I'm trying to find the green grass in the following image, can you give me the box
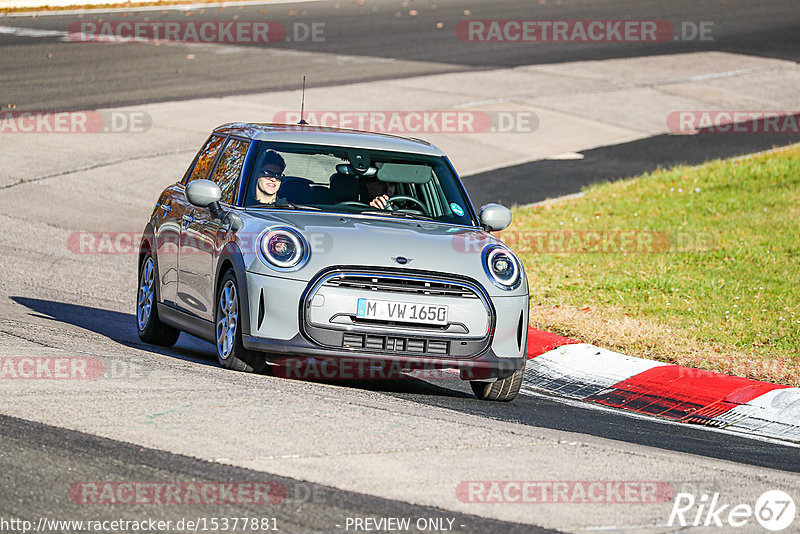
[508,145,800,384]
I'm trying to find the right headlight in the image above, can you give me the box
[258,227,308,271]
[483,244,521,290]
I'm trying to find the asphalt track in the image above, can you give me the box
[0,414,550,534]
[1,0,799,111]
[2,0,799,206]
[10,295,800,474]
[2,1,800,532]
[3,294,800,531]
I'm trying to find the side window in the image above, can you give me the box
[210,138,249,205]
[185,135,226,184]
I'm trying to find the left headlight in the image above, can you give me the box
[483,244,521,290]
[258,227,308,270]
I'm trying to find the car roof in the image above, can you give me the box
[213,123,446,156]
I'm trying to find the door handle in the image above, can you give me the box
[160,203,172,212]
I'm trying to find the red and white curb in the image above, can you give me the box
[523,328,800,443]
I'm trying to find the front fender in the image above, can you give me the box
[138,223,156,268]
[216,241,252,337]
[138,222,163,303]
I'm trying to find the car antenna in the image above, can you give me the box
[297,76,308,125]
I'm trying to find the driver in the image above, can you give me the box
[255,151,287,205]
[360,177,397,209]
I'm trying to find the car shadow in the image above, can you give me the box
[271,371,474,398]
[9,296,466,398]
[465,117,800,207]
[11,296,218,367]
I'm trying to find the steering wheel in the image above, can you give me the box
[386,195,429,216]
[336,201,370,208]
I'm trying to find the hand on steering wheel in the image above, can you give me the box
[385,195,429,216]
[369,195,390,210]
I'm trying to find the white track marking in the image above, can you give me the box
[522,343,800,445]
[0,25,70,40]
[713,388,800,441]
[519,385,800,448]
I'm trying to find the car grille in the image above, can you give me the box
[324,274,479,298]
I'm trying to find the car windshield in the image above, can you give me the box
[243,141,476,226]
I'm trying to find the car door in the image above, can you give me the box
[156,134,226,307]
[153,184,186,307]
[178,136,249,321]
[171,134,227,316]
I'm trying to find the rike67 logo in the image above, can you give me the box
[669,490,796,531]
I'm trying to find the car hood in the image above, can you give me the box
[235,210,526,296]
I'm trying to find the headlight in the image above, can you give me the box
[483,245,521,289]
[259,227,308,270]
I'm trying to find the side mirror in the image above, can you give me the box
[479,203,512,231]
[186,179,226,219]
[185,179,222,208]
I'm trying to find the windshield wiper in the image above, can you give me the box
[271,203,321,211]
[360,210,437,222]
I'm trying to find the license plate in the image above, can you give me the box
[356,298,448,325]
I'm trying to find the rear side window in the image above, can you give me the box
[210,138,249,205]
[185,135,225,184]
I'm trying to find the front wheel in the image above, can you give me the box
[470,367,524,401]
[215,270,265,373]
[137,254,180,347]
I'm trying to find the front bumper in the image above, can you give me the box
[242,333,525,380]
[243,266,528,378]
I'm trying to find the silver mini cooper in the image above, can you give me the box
[137,123,528,401]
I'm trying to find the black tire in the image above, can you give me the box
[215,270,265,373]
[470,367,524,401]
[137,254,180,347]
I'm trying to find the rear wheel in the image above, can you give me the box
[215,270,265,373]
[470,367,524,402]
[137,254,180,347]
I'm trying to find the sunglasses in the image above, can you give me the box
[259,171,284,180]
